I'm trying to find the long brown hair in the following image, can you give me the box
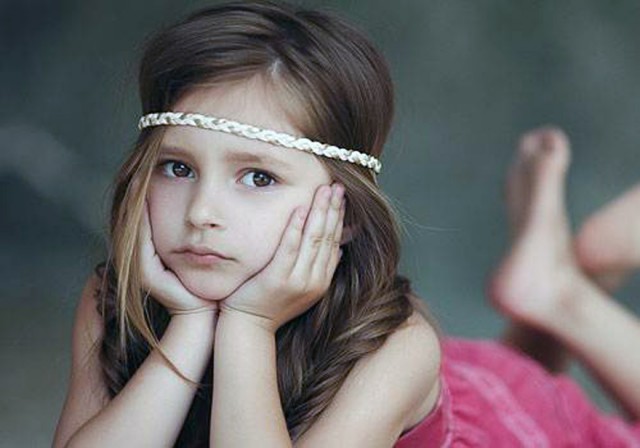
[94,1,435,445]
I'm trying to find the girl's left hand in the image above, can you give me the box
[218,182,346,333]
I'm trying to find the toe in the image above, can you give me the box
[537,127,571,172]
[527,127,571,195]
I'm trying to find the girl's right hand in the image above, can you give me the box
[140,200,218,316]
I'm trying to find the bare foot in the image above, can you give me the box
[574,184,640,293]
[487,127,591,335]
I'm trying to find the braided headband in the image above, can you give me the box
[138,112,382,174]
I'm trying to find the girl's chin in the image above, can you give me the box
[178,273,237,302]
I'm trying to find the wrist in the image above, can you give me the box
[218,305,277,335]
[170,309,218,334]
[168,304,219,316]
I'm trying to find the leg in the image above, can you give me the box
[490,129,640,373]
[574,183,640,291]
[488,128,640,419]
[488,128,574,372]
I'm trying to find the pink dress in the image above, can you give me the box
[395,337,640,447]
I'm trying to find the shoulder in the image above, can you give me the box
[372,310,442,433]
[389,311,442,431]
[295,310,441,448]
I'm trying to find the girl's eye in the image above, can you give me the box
[160,160,194,178]
[157,162,276,187]
[240,170,277,188]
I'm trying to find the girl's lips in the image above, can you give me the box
[180,251,228,266]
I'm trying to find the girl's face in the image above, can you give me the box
[147,76,332,301]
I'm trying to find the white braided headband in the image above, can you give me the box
[138,112,382,174]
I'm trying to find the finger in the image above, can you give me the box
[325,199,346,280]
[269,205,307,277]
[292,184,332,279]
[312,183,344,283]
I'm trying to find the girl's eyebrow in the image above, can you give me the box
[159,144,295,172]
[223,151,295,172]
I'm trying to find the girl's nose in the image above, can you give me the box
[186,183,223,229]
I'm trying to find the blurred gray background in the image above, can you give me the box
[2,0,640,446]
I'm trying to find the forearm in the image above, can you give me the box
[545,281,640,419]
[66,312,216,448]
[210,310,291,447]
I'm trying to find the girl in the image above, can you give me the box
[53,2,439,446]
[52,1,640,446]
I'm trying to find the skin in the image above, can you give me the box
[494,129,640,374]
[489,127,640,419]
[143,75,359,446]
[574,183,640,292]
[145,74,344,311]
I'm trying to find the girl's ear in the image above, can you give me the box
[340,224,357,246]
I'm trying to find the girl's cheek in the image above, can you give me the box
[150,181,188,209]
